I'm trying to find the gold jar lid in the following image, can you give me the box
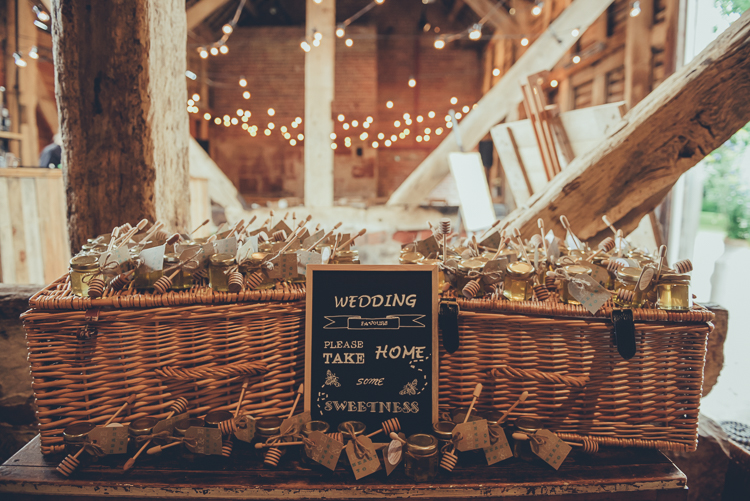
[563,264,592,276]
[451,407,482,424]
[204,410,233,427]
[210,253,236,266]
[336,250,359,258]
[506,261,534,278]
[258,242,274,253]
[301,420,330,437]
[406,433,437,455]
[174,418,204,437]
[485,411,505,427]
[658,272,691,284]
[432,421,454,441]
[81,243,95,252]
[256,416,283,436]
[616,266,642,283]
[63,422,96,443]
[70,255,100,272]
[248,252,270,265]
[515,416,542,434]
[419,258,442,266]
[128,417,160,436]
[458,257,487,273]
[568,249,587,261]
[399,251,424,264]
[338,420,366,437]
[164,253,180,265]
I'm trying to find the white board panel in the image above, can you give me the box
[448,152,496,232]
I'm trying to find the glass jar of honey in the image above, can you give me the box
[457,257,487,292]
[300,420,330,466]
[163,253,184,290]
[63,421,96,455]
[69,255,101,297]
[331,250,360,264]
[255,417,284,460]
[404,434,439,482]
[512,417,543,463]
[432,421,455,451]
[399,251,424,265]
[558,264,593,305]
[174,417,205,462]
[128,417,161,454]
[209,253,236,291]
[258,242,275,253]
[503,261,535,301]
[613,266,646,308]
[655,273,692,311]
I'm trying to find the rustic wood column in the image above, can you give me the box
[624,0,654,108]
[52,0,190,252]
[304,0,335,208]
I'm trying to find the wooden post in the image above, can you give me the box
[51,0,190,252]
[387,0,615,206]
[624,0,654,108]
[304,0,335,208]
[498,8,750,244]
[18,2,39,166]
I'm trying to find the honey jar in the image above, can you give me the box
[655,273,692,311]
[432,421,455,451]
[255,416,284,460]
[512,417,543,463]
[457,257,487,292]
[300,420,330,466]
[613,266,646,308]
[338,420,366,465]
[331,250,360,264]
[128,417,161,454]
[63,421,96,455]
[503,261,535,301]
[209,253,236,291]
[404,434,439,482]
[399,251,424,265]
[174,417,205,462]
[558,264,593,305]
[69,255,101,297]
[258,242,275,253]
[164,253,192,290]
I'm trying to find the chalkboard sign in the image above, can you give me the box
[305,265,438,434]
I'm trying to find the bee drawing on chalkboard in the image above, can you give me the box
[400,379,418,395]
[325,370,341,387]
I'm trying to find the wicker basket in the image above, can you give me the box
[439,297,714,452]
[24,275,306,455]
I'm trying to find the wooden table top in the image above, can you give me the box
[0,436,687,500]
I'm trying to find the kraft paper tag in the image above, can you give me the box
[268,253,297,280]
[547,238,561,263]
[153,412,188,436]
[454,420,491,452]
[416,236,440,258]
[270,221,293,238]
[213,237,238,256]
[88,425,128,455]
[237,236,257,262]
[568,275,610,314]
[139,244,166,272]
[346,436,380,480]
[588,264,610,288]
[484,429,512,465]
[280,411,311,435]
[297,251,322,275]
[297,229,310,245]
[185,427,223,455]
[308,431,344,471]
[383,432,406,475]
[483,258,507,283]
[530,429,571,470]
[303,230,325,249]
[100,246,130,268]
[179,246,202,263]
[234,415,256,443]
[480,231,502,249]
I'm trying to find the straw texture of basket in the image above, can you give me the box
[438,297,714,452]
[24,276,305,455]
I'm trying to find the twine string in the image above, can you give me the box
[343,422,371,460]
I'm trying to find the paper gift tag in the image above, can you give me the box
[236,236,257,262]
[153,412,188,436]
[484,429,512,465]
[179,245,203,264]
[139,244,166,271]
[454,420,491,452]
[270,220,293,238]
[213,237,238,256]
[547,238,561,263]
[303,230,325,249]
[100,246,130,268]
[308,431,344,471]
[382,433,406,475]
[268,253,297,280]
[281,411,311,435]
[185,427,223,455]
[568,275,610,314]
[416,236,440,258]
[297,229,310,245]
[589,264,610,288]
[297,251,322,275]
[530,429,571,470]
[234,415,256,443]
[88,425,128,455]
[346,436,380,480]
[480,231,502,249]
[484,258,507,282]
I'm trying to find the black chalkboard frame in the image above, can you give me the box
[304,264,439,432]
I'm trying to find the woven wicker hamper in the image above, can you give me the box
[438,298,713,452]
[23,276,306,455]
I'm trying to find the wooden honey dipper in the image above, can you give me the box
[218,380,250,436]
[512,228,533,266]
[272,230,287,242]
[496,391,529,425]
[478,220,502,242]
[87,275,107,299]
[126,397,189,469]
[559,215,582,250]
[190,219,210,236]
[533,284,550,301]
[439,218,451,263]
[389,432,407,445]
[304,222,342,252]
[152,248,202,294]
[113,219,149,248]
[365,418,401,439]
[538,218,548,254]
[109,268,137,292]
[334,229,367,253]
[673,259,693,274]
[462,280,481,299]
[491,232,509,261]
[264,384,304,467]
[228,270,244,293]
[586,236,616,262]
[58,395,136,476]
[440,383,482,471]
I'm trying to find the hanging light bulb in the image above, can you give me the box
[268,108,275,116]
[33,5,50,22]
[313,39,321,47]
[199,48,209,58]
[345,38,353,47]
[469,24,483,41]
[330,132,337,140]
[210,47,219,56]
[28,46,39,59]
[300,39,311,52]
[204,113,211,120]
[13,52,27,67]
[428,111,435,118]
[219,45,229,54]
[408,77,417,88]
[450,97,458,105]
[386,101,394,108]
[372,141,379,148]
[337,114,345,122]
[222,24,233,35]
[336,24,346,38]
[375,0,385,4]
[352,120,359,127]
[571,27,580,37]
[243,91,251,99]
[550,79,559,88]
[532,1,543,16]
[434,38,445,49]
[630,1,641,17]
[186,70,197,80]
[521,37,529,46]
[572,55,581,64]
[192,93,200,102]
[492,68,500,76]
[314,31,323,41]
[239,77,247,87]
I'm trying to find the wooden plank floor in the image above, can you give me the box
[0,436,687,500]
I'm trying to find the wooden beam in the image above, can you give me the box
[186,0,233,30]
[304,0,335,207]
[498,9,750,245]
[463,0,520,34]
[53,0,190,252]
[387,0,615,206]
